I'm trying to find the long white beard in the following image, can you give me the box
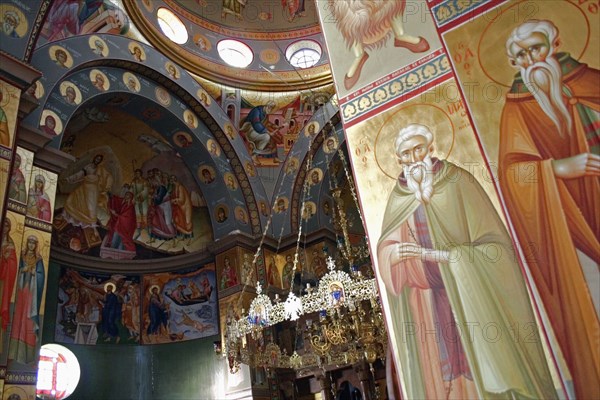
[521,56,572,137]
[403,156,434,204]
[3,22,14,35]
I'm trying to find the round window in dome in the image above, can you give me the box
[217,39,254,68]
[286,40,322,69]
[157,8,188,44]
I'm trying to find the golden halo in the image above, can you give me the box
[128,42,146,61]
[304,121,320,137]
[59,81,82,105]
[193,33,212,51]
[165,62,179,79]
[49,45,73,68]
[89,69,110,91]
[149,284,160,294]
[197,88,212,106]
[123,72,140,93]
[223,122,236,140]
[183,109,198,128]
[88,35,109,57]
[374,103,455,180]
[40,109,63,135]
[104,282,116,292]
[308,167,323,185]
[477,0,590,87]
[323,136,338,154]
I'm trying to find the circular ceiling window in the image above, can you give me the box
[36,343,81,400]
[217,39,254,68]
[286,40,322,69]
[157,8,188,44]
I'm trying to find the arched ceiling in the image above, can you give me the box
[123,0,332,91]
[19,0,346,264]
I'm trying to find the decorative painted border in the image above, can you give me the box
[432,0,489,27]
[432,0,509,32]
[4,371,37,384]
[339,51,452,127]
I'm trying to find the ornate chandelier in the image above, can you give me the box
[224,139,388,378]
[225,256,386,372]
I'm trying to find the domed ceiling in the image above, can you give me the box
[21,0,342,265]
[123,0,332,90]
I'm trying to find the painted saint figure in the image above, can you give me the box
[0,219,18,345]
[131,169,149,236]
[376,124,556,399]
[27,174,52,222]
[328,0,430,90]
[0,90,10,146]
[170,175,193,246]
[105,189,136,252]
[147,286,168,336]
[101,282,122,342]
[8,153,27,203]
[281,254,294,290]
[240,101,282,163]
[266,256,281,288]
[9,235,45,364]
[220,256,238,289]
[2,10,21,38]
[63,154,113,227]
[499,20,600,399]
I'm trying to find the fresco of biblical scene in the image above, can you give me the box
[52,108,213,259]
[8,228,50,365]
[0,81,19,149]
[39,0,129,43]
[343,80,561,399]
[55,268,141,345]
[142,264,217,345]
[8,147,33,204]
[217,249,239,292]
[316,0,441,97]
[442,2,599,398]
[26,168,57,224]
[0,211,25,363]
[237,93,327,167]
